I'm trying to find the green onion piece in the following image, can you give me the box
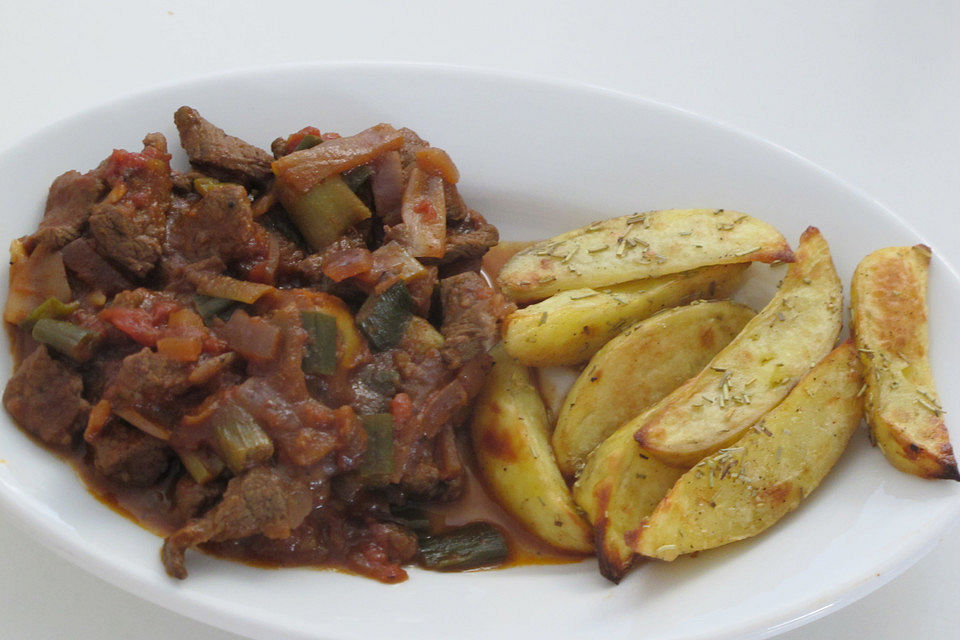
[31,318,99,361]
[283,175,372,250]
[356,282,413,351]
[294,134,324,151]
[390,506,430,532]
[194,274,274,304]
[178,450,224,485]
[418,522,509,571]
[341,165,373,193]
[359,413,394,486]
[19,297,79,329]
[212,401,274,474]
[301,310,339,375]
[194,294,238,322]
[193,176,222,195]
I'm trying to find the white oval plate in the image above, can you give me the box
[1,63,958,640]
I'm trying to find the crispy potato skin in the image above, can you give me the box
[634,227,843,467]
[554,301,756,477]
[470,345,594,552]
[502,264,748,367]
[636,342,864,560]
[851,245,958,480]
[497,209,794,302]
[572,421,684,582]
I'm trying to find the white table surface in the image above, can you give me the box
[1,1,958,638]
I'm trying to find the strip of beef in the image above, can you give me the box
[396,354,492,500]
[91,420,172,486]
[28,170,106,251]
[3,346,89,447]
[104,348,193,422]
[89,203,164,277]
[416,354,492,441]
[442,208,499,264]
[174,106,274,189]
[89,135,172,278]
[173,475,227,523]
[438,271,512,369]
[61,237,133,296]
[161,466,313,578]
[168,183,258,265]
[393,332,449,408]
[388,317,492,499]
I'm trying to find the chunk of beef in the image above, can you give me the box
[89,203,163,277]
[173,475,227,523]
[174,106,274,188]
[161,466,313,578]
[438,272,512,369]
[104,348,193,418]
[3,346,89,447]
[91,420,172,486]
[416,353,492,441]
[391,346,491,500]
[348,353,398,415]
[168,183,257,264]
[442,209,499,264]
[87,135,172,279]
[394,334,449,407]
[345,521,419,583]
[61,237,133,296]
[270,136,288,159]
[29,170,106,250]
[442,181,468,222]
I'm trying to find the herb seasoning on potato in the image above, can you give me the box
[851,245,958,480]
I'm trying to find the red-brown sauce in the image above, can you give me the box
[73,428,584,575]
[8,246,588,578]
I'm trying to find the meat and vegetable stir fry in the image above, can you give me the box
[7,108,952,588]
[3,108,512,582]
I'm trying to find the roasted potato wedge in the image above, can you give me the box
[471,344,594,552]
[851,245,958,480]
[497,209,794,302]
[634,227,843,467]
[554,300,756,477]
[636,342,864,560]
[572,420,684,582]
[502,263,748,367]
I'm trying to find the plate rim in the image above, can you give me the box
[1,60,958,640]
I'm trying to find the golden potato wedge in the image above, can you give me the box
[471,344,594,552]
[553,300,756,477]
[572,420,684,582]
[851,245,958,480]
[636,342,864,560]
[634,227,843,467]
[497,209,794,302]
[502,263,749,367]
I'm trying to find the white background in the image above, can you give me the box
[1,1,958,638]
